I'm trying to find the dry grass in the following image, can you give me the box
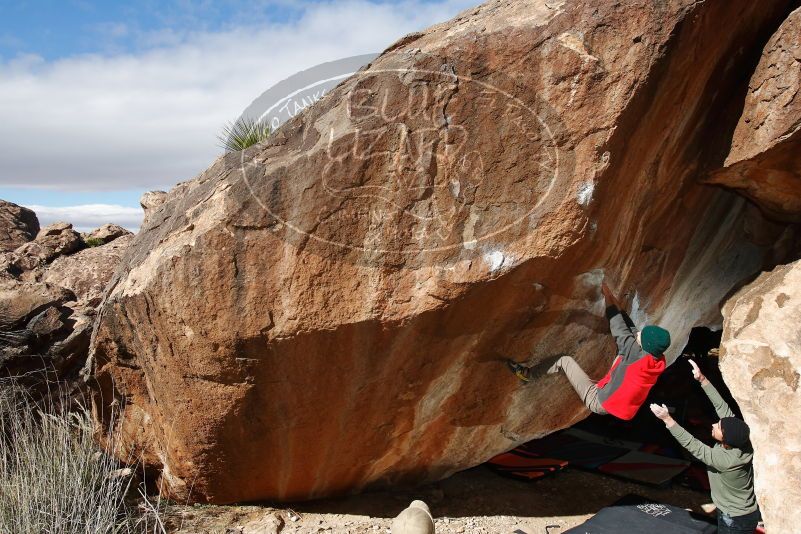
[0,381,165,533]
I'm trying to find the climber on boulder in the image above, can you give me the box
[650,360,760,534]
[507,282,671,420]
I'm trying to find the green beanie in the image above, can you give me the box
[641,325,671,356]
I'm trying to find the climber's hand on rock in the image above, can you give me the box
[601,282,617,305]
[689,359,708,385]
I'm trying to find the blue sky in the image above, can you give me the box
[0,0,476,230]
[0,1,303,61]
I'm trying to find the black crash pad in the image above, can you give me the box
[563,495,716,534]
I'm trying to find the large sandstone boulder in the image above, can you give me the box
[706,7,801,222]
[0,199,39,252]
[89,0,798,504]
[719,260,801,534]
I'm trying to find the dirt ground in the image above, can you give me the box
[162,464,713,534]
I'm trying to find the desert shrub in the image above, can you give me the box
[218,116,272,152]
[84,237,105,247]
[0,382,165,533]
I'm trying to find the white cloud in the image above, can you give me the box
[0,0,477,193]
[29,204,143,233]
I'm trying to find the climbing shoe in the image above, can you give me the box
[506,359,531,383]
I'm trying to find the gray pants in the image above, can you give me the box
[553,356,608,415]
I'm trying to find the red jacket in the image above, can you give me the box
[597,306,666,420]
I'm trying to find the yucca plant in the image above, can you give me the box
[218,116,272,153]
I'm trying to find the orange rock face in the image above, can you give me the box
[90,0,798,503]
[707,6,801,222]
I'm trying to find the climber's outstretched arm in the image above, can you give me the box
[602,282,638,359]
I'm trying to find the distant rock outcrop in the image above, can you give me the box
[89,0,800,505]
[85,223,132,245]
[44,234,134,307]
[11,222,83,273]
[0,213,134,385]
[0,199,39,252]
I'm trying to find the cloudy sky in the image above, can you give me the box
[0,0,477,231]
